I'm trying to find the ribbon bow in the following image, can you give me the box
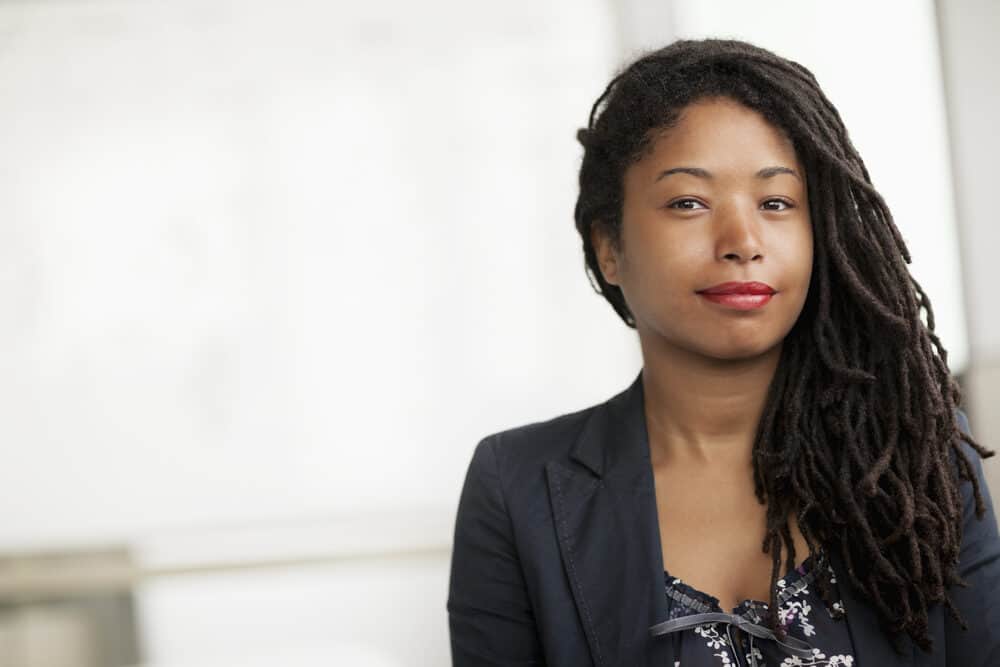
[650,611,816,667]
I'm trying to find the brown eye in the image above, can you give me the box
[762,199,793,211]
[668,198,707,210]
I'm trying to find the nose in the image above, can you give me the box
[716,203,764,263]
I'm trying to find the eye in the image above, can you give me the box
[667,198,707,210]
[762,198,793,211]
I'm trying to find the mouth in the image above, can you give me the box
[696,281,777,311]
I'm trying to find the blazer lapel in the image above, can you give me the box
[545,371,672,667]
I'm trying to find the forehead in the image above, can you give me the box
[641,97,800,171]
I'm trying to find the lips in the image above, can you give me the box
[697,281,776,295]
[697,281,776,311]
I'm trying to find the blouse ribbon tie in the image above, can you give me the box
[649,612,816,667]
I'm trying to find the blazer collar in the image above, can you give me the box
[567,369,648,479]
[546,369,671,666]
[546,369,920,667]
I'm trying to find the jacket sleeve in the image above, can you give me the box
[447,435,546,666]
[945,410,1000,665]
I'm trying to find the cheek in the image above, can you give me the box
[774,223,814,280]
[631,221,708,269]
[623,237,701,298]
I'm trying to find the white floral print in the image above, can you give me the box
[779,648,854,666]
[663,553,856,667]
[778,597,816,637]
[745,644,764,665]
[694,624,733,652]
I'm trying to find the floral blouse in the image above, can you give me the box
[654,549,856,667]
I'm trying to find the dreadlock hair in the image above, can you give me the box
[574,37,995,655]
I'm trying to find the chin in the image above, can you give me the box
[698,339,781,362]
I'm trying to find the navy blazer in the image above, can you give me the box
[447,370,1000,666]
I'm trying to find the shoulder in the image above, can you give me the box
[951,409,998,546]
[943,408,1000,664]
[952,409,996,519]
[452,394,612,555]
[472,399,602,478]
[461,377,635,500]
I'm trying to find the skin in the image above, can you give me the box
[591,96,815,613]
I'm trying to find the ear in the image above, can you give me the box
[590,222,622,286]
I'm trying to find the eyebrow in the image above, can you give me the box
[654,166,801,182]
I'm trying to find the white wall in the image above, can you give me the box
[0,0,633,552]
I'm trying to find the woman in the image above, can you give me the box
[446,38,999,666]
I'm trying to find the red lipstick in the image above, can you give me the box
[697,281,776,310]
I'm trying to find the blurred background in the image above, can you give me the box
[0,0,997,664]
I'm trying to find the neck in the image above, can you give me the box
[639,335,782,469]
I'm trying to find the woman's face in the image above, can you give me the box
[593,97,813,361]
